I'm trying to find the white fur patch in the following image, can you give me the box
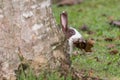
[68,27,82,54]
[69,27,82,39]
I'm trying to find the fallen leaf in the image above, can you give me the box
[87,31,95,35]
[109,49,119,55]
[84,39,95,52]
[72,68,103,80]
[107,62,112,65]
[80,24,95,35]
[57,0,83,7]
[107,44,115,49]
[101,13,107,17]
[82,75,102,80]
[80,24,89,31]
[109,20,120,27]
[104,37,114,41]
[75,38,95,52]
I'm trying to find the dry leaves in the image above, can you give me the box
[106,15,120,27]
[84,39,95,52]
[106,43,119,55]
[80,24,89,31]
[72,68,102,80]
[80,24,95,35]
[109,20,120,27]
[57,0,83,7]
[109,49,119,55]
[75,38,95,52]
[104,37,114,41]
[107,44,115,49]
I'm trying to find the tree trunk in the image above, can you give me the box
[0,0,70,80]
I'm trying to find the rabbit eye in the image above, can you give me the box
[70,30,75,35]
[66,29,75,39]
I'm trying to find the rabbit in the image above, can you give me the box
[60,11,85,54]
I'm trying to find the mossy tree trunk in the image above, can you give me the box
[0,0,70,80]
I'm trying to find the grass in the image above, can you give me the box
[18,0,120,80]
[52,0,120,79]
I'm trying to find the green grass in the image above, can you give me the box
[18,0,120,80]
[52,0,120,79]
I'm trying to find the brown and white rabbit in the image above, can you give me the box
[60,11,85,54]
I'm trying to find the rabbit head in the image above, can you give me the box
[60,11,85,54]
[60,11,85,42]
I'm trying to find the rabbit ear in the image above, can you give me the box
[60,11,68,32]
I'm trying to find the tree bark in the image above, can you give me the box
[0,0,70,80]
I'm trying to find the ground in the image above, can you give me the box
[52,0,120,79]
